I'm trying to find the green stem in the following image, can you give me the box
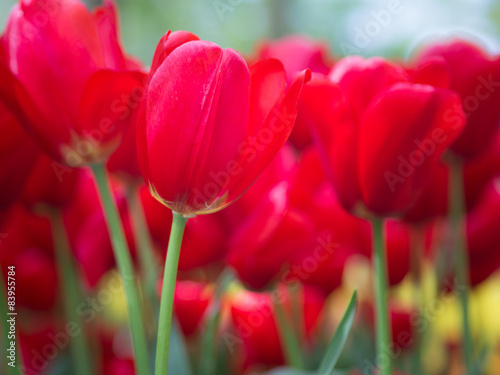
[155,212,188,375]
[0,267,24,375]
[51,211,94,375]
[371,218,392,375]
[449,160,473,374]
[90,163,150,375]
[274,287,305,369]
[127,188,160,312]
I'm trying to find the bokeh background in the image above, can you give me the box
[2,0,500,65]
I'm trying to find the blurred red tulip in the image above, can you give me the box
[2,0,145,166]
[137,30,310,216]
[227,183,315,290]
[172,281,212,337]
[302,56,466,216]
[414,39,500,159]
[0,206,57,310]
[229,284,324,369]
[467,178,500,286]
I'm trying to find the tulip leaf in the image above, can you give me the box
[264,367,347,375]
[317,290,358,375]
[265,367,316,375]
[168,318,193,375]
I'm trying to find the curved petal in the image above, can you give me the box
[149,30,200,78]
[93,0,127,69]
[224,63,310,206]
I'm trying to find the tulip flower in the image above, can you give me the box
[299,56,465,375]
[2,0,146,166]
[413,39,500,159]
[412,39,500,374]
[227,182,315,290]
[466,178,500,286]
[229,285,324,371]
[0,206,58,311]
[172,281,212,337]
[302,57,466,217]
[138,31,309,375]
[137,31,310,216]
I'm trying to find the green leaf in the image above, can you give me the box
[264,367,347,375]
[265,367,316,375]
[317,290,358,375]
[274,293,305,369]
[168,318,192,375]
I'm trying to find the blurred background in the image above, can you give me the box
[2,0,500,65]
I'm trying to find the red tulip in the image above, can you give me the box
[2,0,145,166]
[466,178,500,286]
[302,56,466,217]
[173,281,212,337]
[137,31,310,216]
[413,38,500,159]
[0,206,57,310]
[229,285,324,369]
[227,183,315,290]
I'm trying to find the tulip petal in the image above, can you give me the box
[149,30,200,78]
[225,63,310,204]
[75,69,146,165]
[329,56,409,121]
[93,0,127,69]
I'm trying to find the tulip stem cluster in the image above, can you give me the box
[155,212,188,375]
[448,160,474,374]
[90,163,151,375]
[51,210,94,375]
[371,218,392,375]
